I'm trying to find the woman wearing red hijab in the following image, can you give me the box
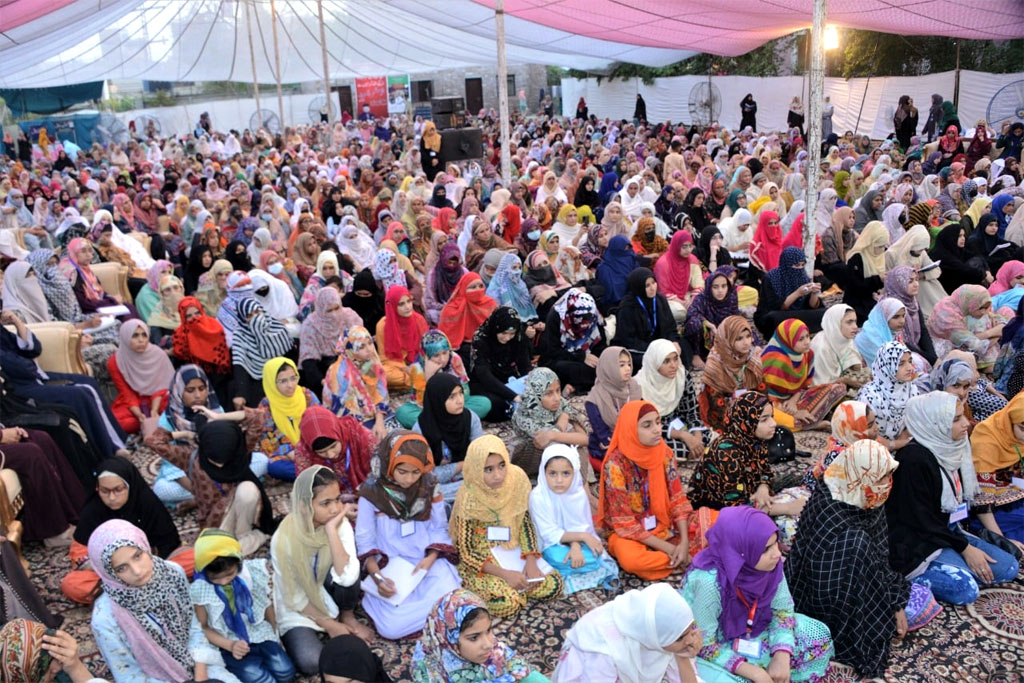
[749,210,783,283]
[438,272,498,356]
[375,285,429,391]
[171,295,232,404]
[500,204,522,243]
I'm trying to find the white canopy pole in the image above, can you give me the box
[317,0,333,123]
[244,0,261,122]
[270,0,285,127]
[802,0,828,275]
[495,0,512,185]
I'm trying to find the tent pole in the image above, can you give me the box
[953,40,961,110]
[317,0,333,123]
[495,0,512,185]
[270,0,285,126]
[244,0,262,124]
[802,0,828,276]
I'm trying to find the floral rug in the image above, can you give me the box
[25,379,1024,682]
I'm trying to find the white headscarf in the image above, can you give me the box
[249,269,298,320]
[337,224,377,271]
[528,445,595,551]
[618,175,646,220]
[810,303,861,384]
[904,391,978,512]
[458,215,475,262]
[917,174,941,201]
[720,208,753,253]
[637,339,686,417]
[558,583,696,683]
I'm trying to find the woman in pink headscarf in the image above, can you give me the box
[655,230,704,322]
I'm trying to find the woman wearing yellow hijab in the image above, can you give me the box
[969,392,1024,549]
[257,357,320,481]
[844,220,890,322]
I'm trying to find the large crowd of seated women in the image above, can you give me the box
[0,100,1021,682]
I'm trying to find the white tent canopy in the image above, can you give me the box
[0,0,697,88]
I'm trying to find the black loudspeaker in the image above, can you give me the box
[440,128,483,163]
[431,97,466,130]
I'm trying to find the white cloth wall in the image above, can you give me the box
[112,93,323,138]
[562,70,1024,138]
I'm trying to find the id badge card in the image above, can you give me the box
[1012,476,1024,490]
[643,515,658,531]
[400,520,416,537]
[949,502,969,523]
[734,638,762,658]
[487,526,511,542]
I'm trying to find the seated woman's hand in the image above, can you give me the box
[0,427,27,444]
[502,569,529,591]
[583,534,605,557]
[567,543,585,568]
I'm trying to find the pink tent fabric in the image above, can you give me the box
[0,0,76,32]
[473,0,1024,56]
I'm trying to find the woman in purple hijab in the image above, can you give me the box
[680,506,834,681]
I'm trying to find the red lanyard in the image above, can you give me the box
[735,588,759,636]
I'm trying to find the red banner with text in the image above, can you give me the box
[355,77,388,119]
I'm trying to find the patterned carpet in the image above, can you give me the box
[23,379,1024,682]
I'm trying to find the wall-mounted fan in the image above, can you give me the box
[987,80,1024,126]
[134,114,162,138]
[249,108,281,134]
[308,95,327,123]
[688,81,722,126]
[91,113,130,146]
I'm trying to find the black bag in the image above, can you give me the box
[970,526,1023,562]
[768,426,797,464]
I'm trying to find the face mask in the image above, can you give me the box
[261,213,271,221]
[527,230,540,241]
[12,199,22,207]
[267,263,284,276]
[142,183,150,190]
[255,286,271,296]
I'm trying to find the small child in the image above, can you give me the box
[191,528,296,683]
[529,444,619,595]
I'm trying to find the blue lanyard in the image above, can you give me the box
[637,296,657,331]
[313,553,319,580]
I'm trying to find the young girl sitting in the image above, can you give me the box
[397,329,491,428]
[411,589,550,682]
[88,519,240,682]
[258,357,320,481]
[584,346,642,470]
[191,528,295,683]
[511,367,590,479]
[270,465,372,676]
[555,583,702,683]
[324,326,392,441]
[681,506,834,682]
[449,435,563,619]
[108,319,174,434]
[529,444,619,595]
[355,431,461,639]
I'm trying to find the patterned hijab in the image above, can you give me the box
[449,435,531,550]
[325,326,388,421]
[411,589,533,682]
[0,620,51,683]
[513,367,579,436]
[486,252,537,320]
[359,430,439,522]
[86,519,194,681]
[163,364,221,432]
[823,439,899,509]
[761,318,814,398]
[856,341,918,440]
[552,288,602,352]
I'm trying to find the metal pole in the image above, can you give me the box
[802,0,828,275]
[244,0,261,122]
[495,0,512,185]
[270,0,285,126]
[317,0,333,123]
[953,40,961,110]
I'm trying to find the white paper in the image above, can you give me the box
[668,418,686,433]
[489,546,554,579]
[96,305,130,316]
[990,243,1012,256]
[82,316,117,334]
[359,556,427,607]
[1011,477,1024,490]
